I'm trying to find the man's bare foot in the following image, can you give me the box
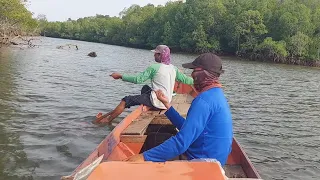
[142,105,148,112]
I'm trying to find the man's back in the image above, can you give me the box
[150,63,176,109]
[143,87,233,166]
[185,87,233,165]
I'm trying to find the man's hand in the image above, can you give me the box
[124,154,145,162]
[155,90,169,104]
[155,90,171,109]
[110,73,122,79]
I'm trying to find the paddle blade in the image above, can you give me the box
[74,154,104,180]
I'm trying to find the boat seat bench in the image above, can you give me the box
[121,112,158,135]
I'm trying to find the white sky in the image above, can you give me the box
[27,0,172,22]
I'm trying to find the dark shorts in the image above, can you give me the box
[122,85,160,110]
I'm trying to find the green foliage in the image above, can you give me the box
[41,0,320,62]
[288,31,311,57]
[255,37,288,61]
[308,36,320,60]
[0,0,37,32]
[236,10,268,52]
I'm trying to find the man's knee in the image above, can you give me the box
[141,85,151,94]
[122,96,140,108]
[120,100,126,106]
[121,97,130,108]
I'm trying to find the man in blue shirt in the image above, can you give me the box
[126,53,233,166]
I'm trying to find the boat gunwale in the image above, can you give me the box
[71,105,145,176]
[232,138,262,179]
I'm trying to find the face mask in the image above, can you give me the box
[192,69,221,92]
[154,53,161,63]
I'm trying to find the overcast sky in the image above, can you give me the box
[27,0,172,22]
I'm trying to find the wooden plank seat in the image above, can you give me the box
[171,103,190,117]
[121,94,192,138]
[120,135,147,143]
[150,94,192,124]
[150,115,172,125]
[121,111,159,135]
[171,94,192,117]
[173,94,194,103]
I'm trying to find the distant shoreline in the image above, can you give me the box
[36,36,320,68]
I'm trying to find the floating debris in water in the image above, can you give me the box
[88,52,97,57]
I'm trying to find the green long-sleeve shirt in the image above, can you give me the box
[122,63,193,109]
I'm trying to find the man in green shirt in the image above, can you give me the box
[93,45,193,124]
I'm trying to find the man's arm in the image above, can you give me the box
[175,68,194,85]
[164,106,186,130]
[143,97,211,162]
[122,64,159,84]
[160,98,185,130]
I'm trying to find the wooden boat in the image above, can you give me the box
[62,82,262,180]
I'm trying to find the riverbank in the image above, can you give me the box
[238,53,320,67]
[0,21,39,48]
[0,0,38,48]
[34,36,320,68]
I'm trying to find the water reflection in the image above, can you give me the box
[0,49,34,180]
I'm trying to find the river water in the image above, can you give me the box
[0,37,319,180]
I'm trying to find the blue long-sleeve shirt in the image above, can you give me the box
[143,87,233,166]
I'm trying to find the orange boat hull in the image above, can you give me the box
[65,82,261,179]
